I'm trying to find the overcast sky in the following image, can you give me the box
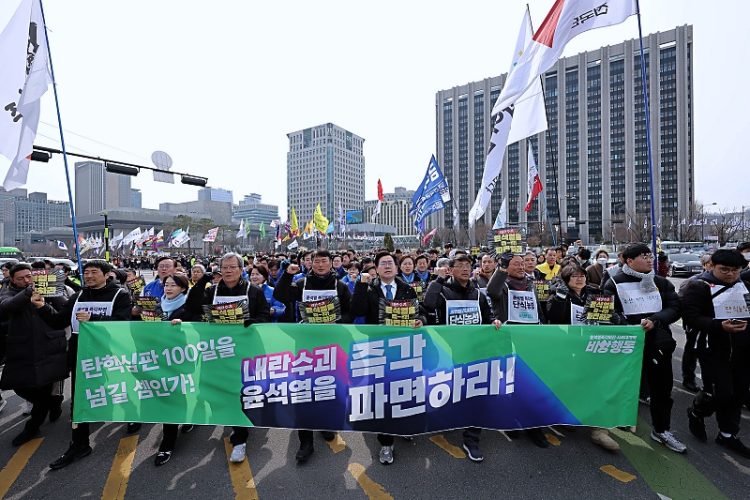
[1,0,747,219]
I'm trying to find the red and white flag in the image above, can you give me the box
[421,228,438,247]
[371,179,384,222]
[0,0,51,190]
[493,0,637,115]
[524,143,543,212]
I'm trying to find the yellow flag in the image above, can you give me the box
[313,204,329,234]
[290,208,299,235]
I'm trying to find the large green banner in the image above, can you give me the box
[74,322,644,433]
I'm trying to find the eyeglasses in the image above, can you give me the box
[220,265,240,271]
[378,261,395,267]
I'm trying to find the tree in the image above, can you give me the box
[709,208,743,246]
[383,233,394,252]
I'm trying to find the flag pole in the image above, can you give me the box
[635,0,659,270]
[38,1,83,275]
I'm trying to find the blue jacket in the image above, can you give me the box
[142,278,164,298]
[341,275,358,294]
[262,283,286,322]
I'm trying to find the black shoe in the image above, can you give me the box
[12,428,39,447]
[687,408,707,442]
[683,380,700,393]
[154,451,172,466]
[321,431,335,442]
[126,423,142,434]
[715,433,750,459]
[49,405,63,423]
[526,428,550,448]
[295,442,314,464]
[462,442,484,462]
[180,424,194,434]
[49,442,92,470]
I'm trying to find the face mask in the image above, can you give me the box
[597,258,608,266]
[743,252,750,262]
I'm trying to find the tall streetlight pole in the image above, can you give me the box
[101,211,109,262]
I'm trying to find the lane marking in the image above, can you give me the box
[223,437,259,500]
[544,433,561,446]
[428,435,466,458]
[101,435,139,500]
[721,452,750,477]
[611,418,727,499]
[326,433,347,454]
[0,437,43,498]
[600,464,637,483]
[347,463,393,500]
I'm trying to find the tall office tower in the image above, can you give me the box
[436,26,693,243]
[287,123,365,223]
[74,161,132,217]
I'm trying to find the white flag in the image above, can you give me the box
[468,107,514,227]
[492,199,508,230]
[287,240,299,250]
[0,0,52,190]
[56,240,67,251]
[122,227,141,245]
[371,200,381,223]
[236,219,245,238]
[507,9,548,145]
[493,0,637,115]
[453,199,460,230]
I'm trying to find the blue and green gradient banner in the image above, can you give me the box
[74,322,644,432]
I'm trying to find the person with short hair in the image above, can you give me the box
[31,259,132,469]
[585,249,610,289]
[536,248,561,280]
[249,265,286,322]
[603,243,686,454]
[681,249,750,458]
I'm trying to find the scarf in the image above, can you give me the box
[416,270,430,282]
[506,275,529,291]
[621,264,658,293]
[161,293,187,315]
[401,272,415,284]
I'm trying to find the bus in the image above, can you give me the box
[660,241,705,255]
[0,246,23,260]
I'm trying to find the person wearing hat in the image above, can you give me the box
[681,249,750,458]
[31,259,132,470]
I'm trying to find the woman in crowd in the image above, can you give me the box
[249,265,286,322]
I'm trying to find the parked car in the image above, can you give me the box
[667,253,702,277]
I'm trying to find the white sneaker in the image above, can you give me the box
[378,445,394,465]
[229,443,246,463]
[650,430,687,454]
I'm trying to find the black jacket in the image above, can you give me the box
[36,281,133,330]
[546,285,624,325]
[164,302,203,322]
[351,277,427,325]
[679,271,750,352]
[423,277,492,325]
[273,270,351,323]
[186,275,270,326]
[486,269,546,324]
[602,269,680,350]
[0,285,68,389]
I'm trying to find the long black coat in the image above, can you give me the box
[0,285,68,389]
[350,277,427,325]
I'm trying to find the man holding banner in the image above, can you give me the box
[422,254,497,462]
[185,252,270,464]
[351,251,426,465]
[31,259,132,470]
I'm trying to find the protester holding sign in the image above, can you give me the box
[422,254,498,462]
[249,266,286,322]
[185,252,270,464]
[680,249,750,459]
[273,249,350,463]
[398,255,426,302]
[154,273,201,466]
[486,253,549,448]
[0,264,68,446]
[603,243,686,454]
[31,259,132,470]
[351,251,426,465]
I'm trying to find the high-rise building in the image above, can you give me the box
[198,187,233,203]
[435,26,693,243]
[364,187,418,237]
[233,193,279,226]
[287,123,365,223]
[74,161,132,217]
[0,189,71,246]
[130,189,142,209]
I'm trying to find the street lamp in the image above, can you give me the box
[701,202,717,242]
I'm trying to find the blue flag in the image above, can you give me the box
[410,156,450,216]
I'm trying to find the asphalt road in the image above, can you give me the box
[0,275,748,499]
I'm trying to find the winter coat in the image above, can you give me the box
[422,277,492,325]
[273,270,351,323]
[350,276,427,325]
[0,285,68,389]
